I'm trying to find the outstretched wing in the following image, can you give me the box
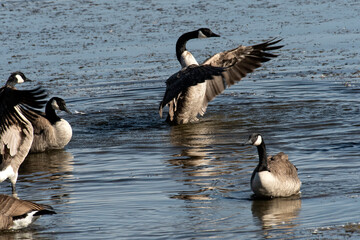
[202,38,283,108]
[0,87,47,135]
[159,64,226,117]
[1,87,46,165]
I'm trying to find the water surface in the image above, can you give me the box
[1,0,360,239]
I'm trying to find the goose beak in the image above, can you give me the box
[211,32,220,37]
[62,106,72,114]
[242,139,252,146]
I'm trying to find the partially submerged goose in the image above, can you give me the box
[159,28,283,124]
[0,194,56,230]
[0,72,46,193]
[244,133,301,198]
[29,97,72,153]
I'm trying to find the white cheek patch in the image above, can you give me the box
[198,31,207,39]
[253,135,262,146]
[15,74,25,83]
[51,100,60,110]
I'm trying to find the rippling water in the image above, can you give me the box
[1,0,360,239]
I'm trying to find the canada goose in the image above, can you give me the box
[159,28,283,124]
[0,194,56,230]
[29,97,72,153]
[0,72,46,194]
[244,133,301,198]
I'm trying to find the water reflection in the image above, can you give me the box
[20,150,74,178]
[168,122,216,165]
[0,231,47,240]
[252,197,301,237]
[167,122,222,201]
[17,150,74,202]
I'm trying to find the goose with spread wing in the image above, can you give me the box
[159,28,283,124]
[0,72,46,194]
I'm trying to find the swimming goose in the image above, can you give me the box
[159,28,283,124]
[29,97,72,153]
[244,133,301,198]
[0,194,56,230]
[0,72,46,194]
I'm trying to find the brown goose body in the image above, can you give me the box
[0,194,55,230]
[245,133,301,198]
[159,28,283,125]
[29,97,72,153]
[0,72,46,193]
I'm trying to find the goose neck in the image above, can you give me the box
[256,141,269,171]
[176,30,198,64]
[45,102,61,124]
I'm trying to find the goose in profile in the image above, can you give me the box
[29,97,72,153]
[0,72,46,194]
[244,133,301,198]
[159,28,283,124]
[0,194,56,230]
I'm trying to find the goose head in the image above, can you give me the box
[176,28,220,67]
[49,97,71,114]
[5,72,31,87]
[196,28,220,39]
[244,133,263,146]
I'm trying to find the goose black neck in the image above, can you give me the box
[45,102,61,124]
[256,141,269,172]
[5,81,16,88]
[176,30,199,63]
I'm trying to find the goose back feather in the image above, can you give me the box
[0,194,55,230]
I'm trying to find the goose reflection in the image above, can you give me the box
[0,231,48,240]
[251,196,301,232]
[19,150,74,182]
[168,122,222,200]
[169,121,216,158]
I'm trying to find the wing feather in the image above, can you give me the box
[159,64,226,117]
[0,125,22,157]
[0,87,47,135]
[202,38,283,107]
[1,86,46,167]
[268,152,298,176]
[0,194,55,216]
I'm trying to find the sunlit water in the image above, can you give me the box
[1,0,360,239]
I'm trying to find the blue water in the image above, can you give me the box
[1,0,360,239]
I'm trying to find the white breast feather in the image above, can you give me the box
[180,51,199,68]
[54,119,72,148]
[252,171,300,197]
[252,171,277,196]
